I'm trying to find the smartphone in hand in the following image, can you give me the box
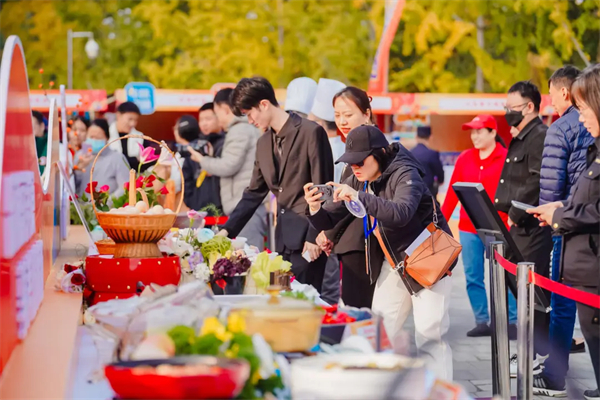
[81,142,93,154]
[511,200,535,211]
[310,184,334,202]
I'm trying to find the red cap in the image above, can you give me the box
[462,114,497,131]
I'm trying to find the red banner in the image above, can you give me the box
[368,0,406,94]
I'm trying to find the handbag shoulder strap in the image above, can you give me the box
[372,225,396,267]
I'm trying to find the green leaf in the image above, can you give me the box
[190,333,223,356]
[167,325,196,355]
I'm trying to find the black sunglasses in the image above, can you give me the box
[348,160,365,168]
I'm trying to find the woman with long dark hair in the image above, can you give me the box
[305,125,455,380]
[315,87,375,308]
[528,64,600,400]
[441,114,517,338]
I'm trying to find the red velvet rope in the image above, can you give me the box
[494,250,600,309]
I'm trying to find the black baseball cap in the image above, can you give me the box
[335,125,389,165]
[177,115,201,142]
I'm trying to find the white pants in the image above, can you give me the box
[372,263,453,381]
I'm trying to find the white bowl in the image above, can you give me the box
[290,353,431,400]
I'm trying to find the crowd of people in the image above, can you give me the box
[36,64,599,398]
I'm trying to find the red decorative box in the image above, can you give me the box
[85,255,181,305]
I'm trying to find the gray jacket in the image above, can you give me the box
[200,116,261,215]
[74,148,130,198]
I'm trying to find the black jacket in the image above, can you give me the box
[182,134,225,212]
[495,117,547,226]
[223,113,333,252]
[325,143,425,256]
[411,143,445,197]
[553,136,600,287]
[308,145,453,293]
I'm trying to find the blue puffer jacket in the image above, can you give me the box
[540,106,594,204]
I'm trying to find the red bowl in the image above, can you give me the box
[105,356,250,399]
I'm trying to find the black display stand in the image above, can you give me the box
[452,182,549,310]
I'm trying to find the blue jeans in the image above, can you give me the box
[460,231,517,325]
[544,236,577,386]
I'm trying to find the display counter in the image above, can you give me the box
[0,226,86,399]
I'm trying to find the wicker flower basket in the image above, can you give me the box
[95,238,116,256]
[90,135,184,258]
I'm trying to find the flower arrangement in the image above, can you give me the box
[55,261,87,294]
[166,314,284,399]
[111,145,169,210]
[158,211,257,290]
[69,181,111,229]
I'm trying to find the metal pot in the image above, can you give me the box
[231,286,323,353]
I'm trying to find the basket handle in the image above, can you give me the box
[89,134,184,216]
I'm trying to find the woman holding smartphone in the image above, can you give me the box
[74,119,130,197]
[305,125,455,380]
[316,87,374,308]
[528,65,600,400]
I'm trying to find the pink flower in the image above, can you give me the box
[187,210,200,220]
[138,144,160,165]
[159,186,169,195]
[99,185,109,193]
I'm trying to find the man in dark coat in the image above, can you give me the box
[217,77,334,291]
[496,81,553,364]
[411,126,444,200]
[536,65,595,396]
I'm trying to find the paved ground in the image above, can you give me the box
[403,258,596,400]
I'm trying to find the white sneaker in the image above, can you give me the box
[509,353,544,378]
[533,375,567,397]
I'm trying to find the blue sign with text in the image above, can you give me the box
[125,82,156,115]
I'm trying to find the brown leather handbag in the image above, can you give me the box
[373,198,462,289]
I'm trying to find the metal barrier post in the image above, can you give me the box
[266,211,276,252]
[489,242,511,398]
[517,262,535,400]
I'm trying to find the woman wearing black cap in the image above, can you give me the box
[174,115,223,212]
[304,125,456,380]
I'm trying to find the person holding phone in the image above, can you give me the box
[441,115,518,339]
[305,125,455,381]
[528,64,600,400]
[74,119,130,197]
[315,87,376,308]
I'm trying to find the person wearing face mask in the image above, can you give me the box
[305,125,455,380]
[441,115,518,339]
[316,86,377,308]
[527,64,600,400]
[495,81,553,367]
[74,118,130,197]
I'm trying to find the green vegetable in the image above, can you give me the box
[200,236,233,261]
[167,325,196,355]
[250,252,292,289]
[281,291,310,301]
[166,325,283,400]
[191,333,222,356]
